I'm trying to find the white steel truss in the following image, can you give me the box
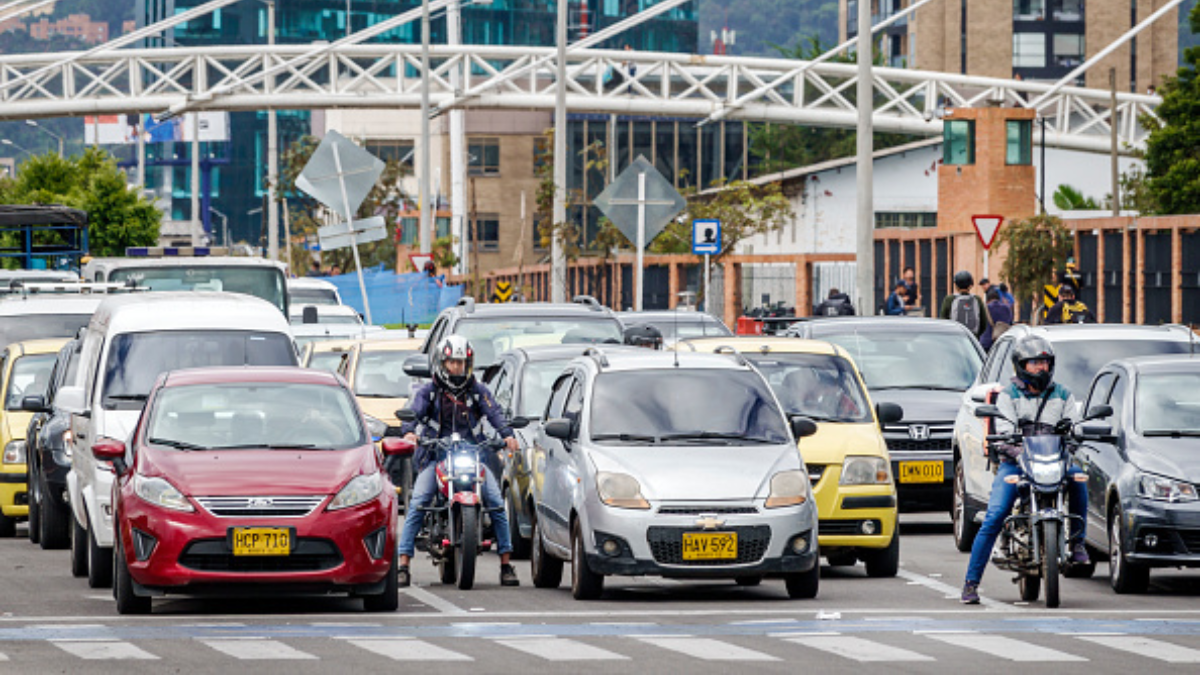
[0,44,1158,155]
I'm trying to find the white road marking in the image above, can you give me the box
[402,586,468,615]
[51,640,158,660]
[896,569,1014,610]
[784,635,935,662]
[925,634,1086,662]
[199,638,317,660]
[1076,635,1200,663]
[494,637,629,661]
[638,637,780,661]
[348,638,473,661]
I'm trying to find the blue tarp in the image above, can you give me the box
[320,270,463,325]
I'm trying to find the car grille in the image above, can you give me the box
[656,506,758,515]
[178,538,343,573]
[885,438,953,452]
[807,464,826,483]
[1179,529,1200,554]
[646,526,771,566]
[196,496,325,518]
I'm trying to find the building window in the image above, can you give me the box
[365,140,414,168]
[943,120,975,165]
[1053,33,1084,68]
[1013,33,1046,68]
[468,138,500,176]
[469,216,500,252]
[1052,0,1083,22]
[1006,120,1033,165]
[875,212,938,229]
[1013,0,1045,20]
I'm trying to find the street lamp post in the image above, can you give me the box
[24,120,63,157]
[210,207,230,247]
[0,139,33,157]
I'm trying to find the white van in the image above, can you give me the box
[287,277,342,306]
[55,292,297,588]
[83,256,289,316]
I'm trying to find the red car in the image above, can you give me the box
[98,366,414,614]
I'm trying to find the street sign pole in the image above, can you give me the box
[332,144,373,324]
[635,171,646,311]
[704,253,711,313]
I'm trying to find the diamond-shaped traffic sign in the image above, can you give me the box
[593,155,686,249]
[296,130,385,220]
[972,214,1004,250]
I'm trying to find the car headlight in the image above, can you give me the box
[2,440,25,465]
[596,471,650,509]
[1137,472,1199,503]
[766,470,810,508]
[840,456,892,485]
[328,472,384,510]
[133,475,194,512]
[1030,462,1064,486]
[363,414,388,441]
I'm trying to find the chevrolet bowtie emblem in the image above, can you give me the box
[694,515,725,530]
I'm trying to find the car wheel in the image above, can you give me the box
[570,520,604,600]
[734,576,762,586]
[784,546,820,599]
[26,467,40,545]
[87,520,113,589]
[113,535,150,615]
[863,532,900,578]
[952,459,979,553]
[363,548,399,612]
[38,478,69,550]
[0,509,15,538]
[506,489,531,560]
[825,552,856,567]
[70,513,88,577]
[530,516,563,589]
[1109,508,1150,594]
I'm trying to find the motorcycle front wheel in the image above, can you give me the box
[1041,519,1061,608]
[455,505,479,590]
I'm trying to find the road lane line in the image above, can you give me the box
[199,638,317,660]
[925,634,1086,662]
[638,637,780,661]
[896,569,1014,610]
[402,586,468,615]
[494,637,629,661]
[347,638,473,661]
[783,635,935,662]
[51,640,158,660]
[1076,635,1200,663]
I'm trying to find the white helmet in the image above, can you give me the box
[433,335,474,395]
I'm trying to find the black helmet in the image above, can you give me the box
[1011,335,1056,391]
[623,324,663,349]
[433,335,474,395]
[953,270,974,291]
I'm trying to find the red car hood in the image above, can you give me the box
[139,447,376,496]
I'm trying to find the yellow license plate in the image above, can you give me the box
[898,461,944,484]
[232,527,291,556]
[681,532,738,560]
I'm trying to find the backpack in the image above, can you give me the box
[950,294,981,334]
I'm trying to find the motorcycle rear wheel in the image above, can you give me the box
[456,506,479,591]
[1042,520,1061,609]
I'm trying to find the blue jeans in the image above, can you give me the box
[965,461,1088,584]
[397,463,512,558]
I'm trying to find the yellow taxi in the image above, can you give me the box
[338,338,424,427]
[299,338,360,373]
[0,338,69,537]
[681,337,902,577]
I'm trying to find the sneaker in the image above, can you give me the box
[500,563,520,587]
[961,582,980,605]
[397,565,411,588]
[1070,542,1090,565]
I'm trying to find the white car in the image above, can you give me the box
[287,277,343,306]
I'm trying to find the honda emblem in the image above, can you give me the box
[908,424,930,441]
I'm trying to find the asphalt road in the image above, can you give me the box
[1,514,1198,674]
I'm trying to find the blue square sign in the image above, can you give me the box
[692,219,721,255]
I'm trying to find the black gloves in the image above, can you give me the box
[1054,418,1073,435]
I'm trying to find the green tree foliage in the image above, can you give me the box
[994,213,1074,316]
[0,148,160,258]
[651,180,793,258]
[1144,2,1200,214]
[1052,184,1101,211]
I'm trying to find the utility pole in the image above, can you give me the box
[1110,67,1120,216]
[550,0,568,302]
[449,0,467,275]
[191,113,201,245]
[267,0,279,262]
[854,0,874,314]
[419,0,432,254]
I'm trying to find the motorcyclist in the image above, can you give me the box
[623,323,664,349]
[961,336,1089,604]
[398,335,521,588]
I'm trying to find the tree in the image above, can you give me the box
[994,213,1074,318]
[1143,2,1200,214]
[1052,184,1101,211]
[651,179,793,258]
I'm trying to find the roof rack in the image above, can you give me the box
[572,295,604,311]
[456,296,476,313]
[582,346,609,368]
[1,281,147,297]
[713,345,748,366]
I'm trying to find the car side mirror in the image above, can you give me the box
[875,402,903,425]
[381,437,415,456]
[975,404,1002,419]
[790,415,818,439]
[20,395,49,414]
[402,353,432,378]
[395,408,417,423]
[967,383,993,403]
[55,385,87,416]
[1084,404,1114,421]
[92,438,127,475]
[544,418,573,441]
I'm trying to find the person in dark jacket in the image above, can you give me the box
[885,280,908,316]
[815,288,856,316]
[980,288,1014,350]
[1044,283,1096,325]
[397,335,520,588]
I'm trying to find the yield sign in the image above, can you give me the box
[972,215,1004,250]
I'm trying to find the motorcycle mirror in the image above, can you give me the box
[509,416,531,430]
[395,408,417,423]
[1084,404,1114,421]
[975,404,1002,419]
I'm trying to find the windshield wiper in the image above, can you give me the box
[148,437,206,451]
[107,394,148,401]
[212,443,323,450]
[659,432,777,444]
[871,385,965,392]
[590,433,658,444]
[1142,430,1200,438]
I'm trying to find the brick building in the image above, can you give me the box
[27,14,109,44]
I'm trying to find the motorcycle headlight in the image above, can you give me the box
[1029,461,1064,486]
[363,414,388,441]
[840,456,892,485]
[1137,472,1199,503]
[328,472,383,510]
[2,440,26,465]
[766,470,810,508]
[596,471,650,509]
[133,475,194,512]
[453,454,477,471]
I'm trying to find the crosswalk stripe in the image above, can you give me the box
[638,637,779,661]
[925,634,1086,662]
[494,637,629,661]
[784,635,935,662]
[1077,636,1200,663]
[51,640,158,660]
[347,638,473,661]
[199,639,317,660]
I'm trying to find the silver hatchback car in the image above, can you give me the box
[528,347,821,600]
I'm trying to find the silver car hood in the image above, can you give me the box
[586,443,801,501]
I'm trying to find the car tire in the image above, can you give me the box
[863,532,900,578]
[38,477,69,550]
[734,576,763,586]
[530,517,563,589]
[1109,508,1150,594]
[825,552,856,567]
[87,521,113,589]
[506,489,531,560]
[70,514,88,577]
[952,460,979,553]
[0,509,15,538]
[27,468,40,545]
[784,546,820,599]
[570,520,604,600]
[113,535,150,615]
[363,549,400,612]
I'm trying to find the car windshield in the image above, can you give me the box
[629,318,732,342]
[1136,372,1200,434]
[1055,339,1190,396]
[146,382,364,450]
[589,369,791,445]
[290,288,339,306]
[308,350,347,373]
[455,317,622,367]
[0,314,92,351]
[109,266,287,315]
[5,353,57,410]
[519,358,572,417]
[354,350,415,398]
[746,353,872,423]
[102,331,297,409]
[818,329,982,390]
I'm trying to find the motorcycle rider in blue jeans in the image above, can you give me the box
[398,335,521,587]
[961,336,1089,604]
